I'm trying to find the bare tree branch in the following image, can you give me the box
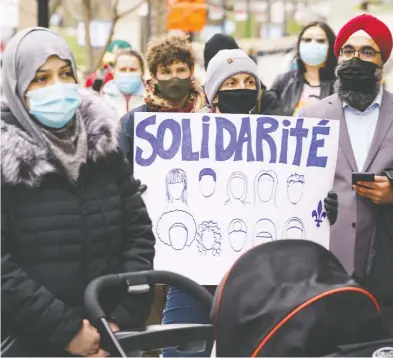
[90,0,121,72]
[82,0,93,70]
[63,0,82,21]
[87,0,146,73]
[49,0,64,18]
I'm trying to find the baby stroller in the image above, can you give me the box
[85,240,393,357]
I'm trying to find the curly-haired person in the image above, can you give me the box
[118,34,211,357]
[119,34,206,168]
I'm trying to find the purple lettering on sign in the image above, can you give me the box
[290,118,309,166]
[135,115,157,167]
[157,119,181,160]
[255,116,278,163]
[307,119,330,168]
[279,119,291,164]
[215,117,237,161]
[235,117,255,162]
[181,119,199,161]
[134,115,331,168]
[201,116,210,159]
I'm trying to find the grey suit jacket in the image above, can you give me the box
[297,90,393,278]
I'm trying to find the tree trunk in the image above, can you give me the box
[150,0,168,39]
[82,0,94,72]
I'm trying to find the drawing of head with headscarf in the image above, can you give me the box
[226,171,248,205]
[156,210,196,250]
[283,217,306,240]
[196,221,222,256]
[253,219,277,247]
[228,219,247,252]
[166,169,187,204]
[254,170,278,206]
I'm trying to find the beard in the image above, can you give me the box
[334,62,383,112]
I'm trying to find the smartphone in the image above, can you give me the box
[352,172,375,185]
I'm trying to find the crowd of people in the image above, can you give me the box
[1,12,393,358]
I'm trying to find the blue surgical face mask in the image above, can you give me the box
[299,41,328,67]
[115,72,143,95]
[27,82,81,129]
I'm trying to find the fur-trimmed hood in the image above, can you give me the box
[1,92,119,187]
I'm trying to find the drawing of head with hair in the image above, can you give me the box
[287,173,305,205]
[166,169,187,204]
[225,171,248,205]
[196,221,222,256]
[254,170,278,206]
[156,210,197,250]
[199,168,217,198]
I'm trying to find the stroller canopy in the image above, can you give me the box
[212,240,391,357]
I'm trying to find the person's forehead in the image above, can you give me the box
[160,60,188,69]
[302,26,326,38]
[116,54,139,67]
[342,36,380,51]
[228,73,253,81]
[39,56,69,71]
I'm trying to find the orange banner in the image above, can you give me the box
[167,0,207,32]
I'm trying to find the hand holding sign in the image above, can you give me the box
[134,113,339,285]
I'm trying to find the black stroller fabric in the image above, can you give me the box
[212,240,392,357]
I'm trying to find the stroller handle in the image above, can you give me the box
[84,270,213,323]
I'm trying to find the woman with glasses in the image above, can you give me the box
[271,22,337,116]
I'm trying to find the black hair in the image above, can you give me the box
[295,21,337,80]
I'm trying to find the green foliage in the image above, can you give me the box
[286,19,302,35]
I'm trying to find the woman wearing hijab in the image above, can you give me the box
[270,21,337,116]
[1,28,155,357]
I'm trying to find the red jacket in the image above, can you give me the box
[84,69,113,88]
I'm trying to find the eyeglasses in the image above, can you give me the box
[301,37,327,44]
[340,47,381,61]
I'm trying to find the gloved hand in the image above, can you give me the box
[135,179,147,194]
[324,191,338,225]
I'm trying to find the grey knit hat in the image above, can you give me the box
[204,49,261,106]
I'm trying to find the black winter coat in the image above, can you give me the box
[1,94,155,356]
[366,169,393,307]
[270,69,335,116]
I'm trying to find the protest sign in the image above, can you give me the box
[134,113,340,285]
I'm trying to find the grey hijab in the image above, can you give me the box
[2,27,78,148]
[2,27,87,182]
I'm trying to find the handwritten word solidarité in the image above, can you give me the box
[135,115,330,168]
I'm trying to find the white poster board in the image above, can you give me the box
[134,113,340,285]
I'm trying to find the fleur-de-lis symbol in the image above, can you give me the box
[312,200,327,228]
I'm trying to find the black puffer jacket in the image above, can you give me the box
[1,94,155,356]
[270,68,334,116]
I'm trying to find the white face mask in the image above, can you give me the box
[299,41,328,66]
[27,82,81,128]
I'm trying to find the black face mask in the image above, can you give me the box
[337,57,380,93]
[217,89,258,114]
[157,77,192,101]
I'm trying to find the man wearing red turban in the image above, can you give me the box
[298,14,393,331]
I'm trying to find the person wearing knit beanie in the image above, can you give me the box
[203,49,262,114]
[203,34,239,70]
